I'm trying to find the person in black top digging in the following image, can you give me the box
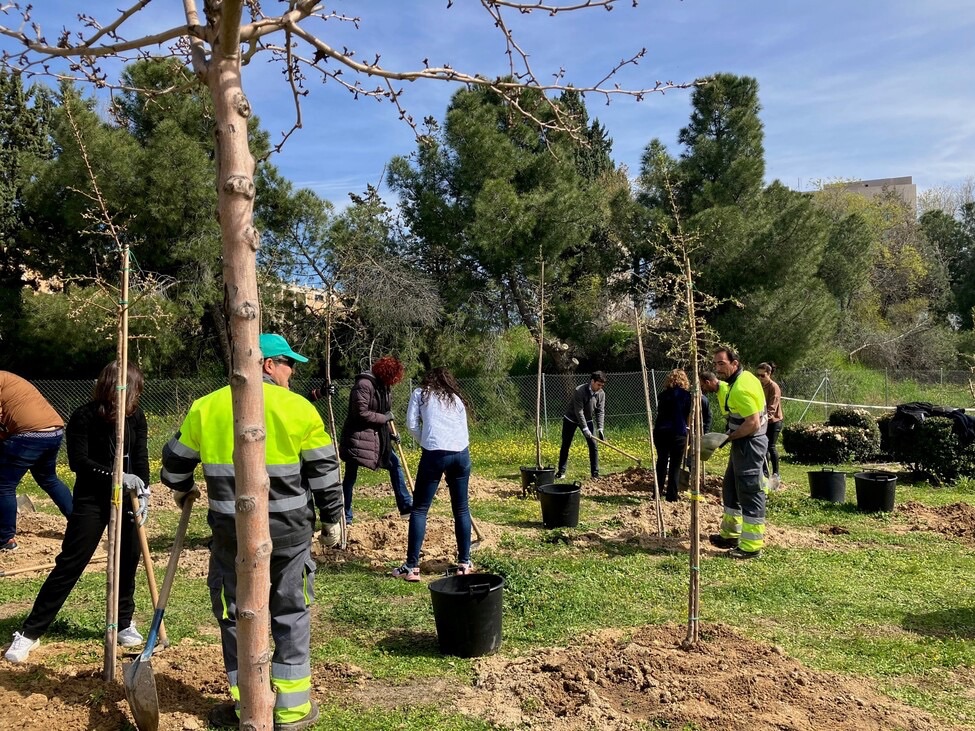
[4,361,150,663]
[556,371,607,479]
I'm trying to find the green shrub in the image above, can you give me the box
[783,410,880,465]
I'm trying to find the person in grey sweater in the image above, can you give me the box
[556,371,607,479]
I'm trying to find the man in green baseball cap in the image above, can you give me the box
[259,333,308,390]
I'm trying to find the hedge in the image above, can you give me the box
[782,408,881,464]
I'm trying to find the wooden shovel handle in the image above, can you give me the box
[592,435,642,464]
[130,491,168,647]
[388,420,414,490]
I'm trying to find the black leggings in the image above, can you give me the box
[22,494,139,639]
[766,420,784,475]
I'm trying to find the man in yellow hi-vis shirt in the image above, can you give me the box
[708,346,768,559]
[161,334,342,730]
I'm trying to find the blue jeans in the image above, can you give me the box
[0,431,73,542]
[342,449,412,524]
[405,448,471,568]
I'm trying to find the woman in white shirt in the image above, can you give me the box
[392,367,472,580]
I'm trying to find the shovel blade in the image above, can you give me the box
[16,494,35,513]
[123,656,159,731]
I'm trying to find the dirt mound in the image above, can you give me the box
[316,513,498,576]
[585,466,724,498]
[0,510,74,576]
[897,501,975,544]
[461,623,960,731]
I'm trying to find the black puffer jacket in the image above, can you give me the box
[339,372,393,470]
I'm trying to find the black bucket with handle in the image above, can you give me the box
[854,471,897,513]
[537,482,581,528]
[520,466,556,498]
[429,574,504,658]
[808,469,847,503]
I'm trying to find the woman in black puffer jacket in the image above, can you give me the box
[339,356,412,525]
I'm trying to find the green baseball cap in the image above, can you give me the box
[259,333,308,363]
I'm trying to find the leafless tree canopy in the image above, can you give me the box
[1,1,697,151]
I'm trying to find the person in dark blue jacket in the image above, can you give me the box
[654,369,693,502]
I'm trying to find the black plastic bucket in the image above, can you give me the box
[854,471,897,513]
[429,573,504,658]
[537,483,581,528]
[808,469,847,503]
[520,466,556,498]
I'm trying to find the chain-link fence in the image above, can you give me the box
[33,368,973,459]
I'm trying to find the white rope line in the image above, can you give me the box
[781,396,894,411]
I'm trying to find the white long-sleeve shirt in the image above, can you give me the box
[406,387,470,452]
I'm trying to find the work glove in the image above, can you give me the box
[308,382,338,402]
[121,473,145,493]
[173,484,202,509]
[390,431,401,445]
[124,476,150,526]
[384,411,395,423]
[597,429,605,441]
[319,523,342,549]
[582,428,593,441]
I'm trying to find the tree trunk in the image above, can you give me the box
[209,2,275,727]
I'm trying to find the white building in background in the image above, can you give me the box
[839,176,917,210]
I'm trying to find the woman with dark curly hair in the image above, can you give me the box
[338,355,412,525]
[393,367,472,580]
[5,361,149,663]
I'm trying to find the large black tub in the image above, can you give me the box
[429,573,504,658]
[854,471,897,513]
[537,482,581,528]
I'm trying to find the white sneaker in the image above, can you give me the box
[117,624,144,647]
[5,632,39,663]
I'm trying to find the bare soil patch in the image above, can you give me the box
[895,500,975,545]
[460,623,962,731]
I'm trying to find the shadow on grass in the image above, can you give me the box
[902,607,975,638]
[375,628,441,658]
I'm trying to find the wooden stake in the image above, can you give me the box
[634,306,665,538]
[682,250,703,648]
[535,256,545,469]
[105,244,130,680]
[324,292,347,549]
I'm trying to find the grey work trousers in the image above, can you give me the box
[208,538,315,701]
[722,434,768,525]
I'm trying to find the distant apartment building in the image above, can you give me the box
[838,176,917,210]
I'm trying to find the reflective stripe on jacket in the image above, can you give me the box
[161,382,342,548]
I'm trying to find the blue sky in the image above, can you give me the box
[4,1,974,205]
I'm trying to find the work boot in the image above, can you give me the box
[207,701,239,729]
[590,470,599,478]
[275,700,320,731]
[708,533,738,550]
[727,547,761,560]
[554,471,565,480]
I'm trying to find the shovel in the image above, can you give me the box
[591,435,642,467]
[16,494,35,513]
[124,490,197,731]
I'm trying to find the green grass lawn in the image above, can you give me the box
[5,432,975,729]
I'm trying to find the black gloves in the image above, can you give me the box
[308,382,338,402]
[391,432,401,445]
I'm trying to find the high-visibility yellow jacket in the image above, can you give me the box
[161,382,342,548]
[718,369,768,437]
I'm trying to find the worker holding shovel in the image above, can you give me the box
[5,361,150,663]
[555,371,607,479]
[336,355,412,526]
[161,333,343,730]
